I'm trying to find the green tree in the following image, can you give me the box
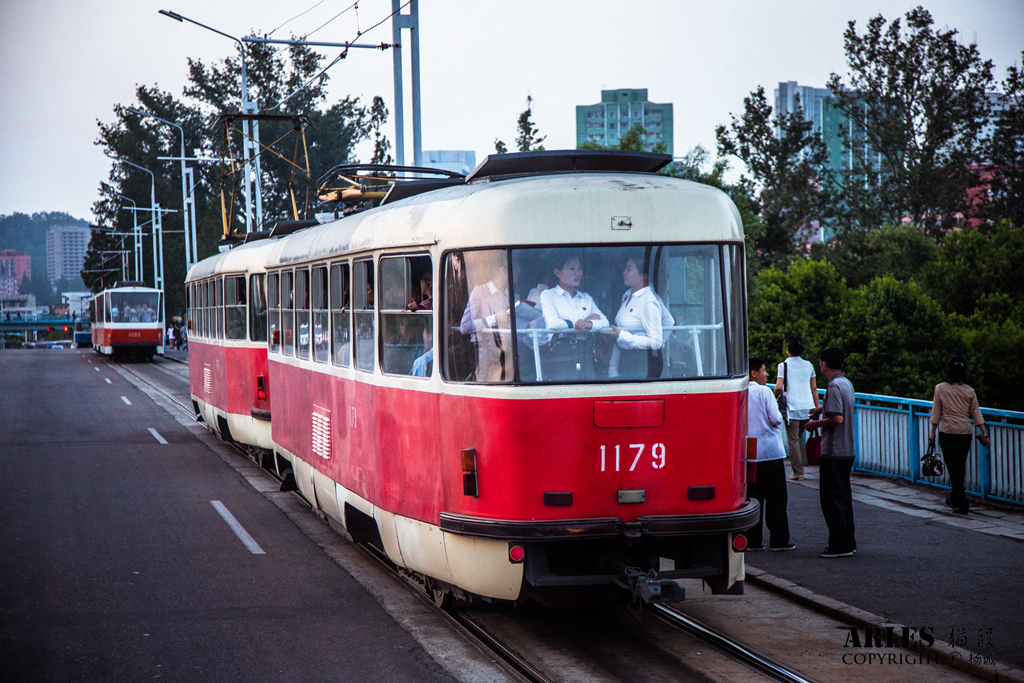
[578,123,668,153]
[495,94,546,154]
[837,276,959,398]
[748,259,850,375]
[827,6,994,233]
[984,51,1024,226]
[811,223,937,289]
[955,314,1024,411]
[922,220,1024,320]
[716,87,834,269]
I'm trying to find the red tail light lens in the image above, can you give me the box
[256,375,266,401]
[732,534,748,552]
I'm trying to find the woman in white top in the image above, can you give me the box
[773,336,819,480]
[602,257,675,379]
[537,254,608,380]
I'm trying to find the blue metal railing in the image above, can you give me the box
[771,383,1024,506]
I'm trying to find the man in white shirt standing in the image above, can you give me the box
[747,357,796,551]
[774,336,820,481]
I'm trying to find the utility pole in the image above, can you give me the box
[391,0,422,167]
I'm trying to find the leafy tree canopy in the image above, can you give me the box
[495,94,546,153]
[717,87,834,269]
[984,51,1024,226]
[811,223,938,289]
[827,6,994,233]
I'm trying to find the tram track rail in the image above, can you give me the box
[112,354,817,683]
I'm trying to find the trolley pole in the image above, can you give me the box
[116,194,142,281]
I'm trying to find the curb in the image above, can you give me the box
[745,566,1024,683]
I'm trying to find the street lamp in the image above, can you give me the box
[115,193,141,281]
[105,152,166,328]
[127,107,199,271]
[159,9,262,233]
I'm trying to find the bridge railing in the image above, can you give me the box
[850,392,1024,506]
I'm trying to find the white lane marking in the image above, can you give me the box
[210,501,265,554]
[95,367,100,371]
[105,378,112,384]
[148,428,168,444]
[121,396,132,405]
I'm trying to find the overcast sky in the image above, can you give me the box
[1,0,1021,223]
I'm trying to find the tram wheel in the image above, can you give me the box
[429,580,454,609]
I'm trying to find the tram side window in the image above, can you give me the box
[225,275,247,340]
[201,281,209,338]
[311,265,329,363]
[353,259,375,372]
[282,270,295,357]
[380,255,432,377]
[329,262,351,367]
[442,249,513,383]
[103,293,111,323]
[214,277,224,339]
[249,274,268,342]
[295,268,310,359]
[724,244,746,377]
[267,272,280,353]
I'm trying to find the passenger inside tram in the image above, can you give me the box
[537,251,609,380]
[602,254,675,380]
[459,250,514,382]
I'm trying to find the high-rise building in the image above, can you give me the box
[576,89,673,154]
[0,250,31,295]
[423,150,477,176]
[46,225,91,285]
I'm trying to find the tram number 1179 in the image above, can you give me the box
[600,444,666,472]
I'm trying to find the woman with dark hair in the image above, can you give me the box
[929,355,990,514]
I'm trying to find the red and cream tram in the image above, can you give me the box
[190,151,757,606]
[89,281,163,360]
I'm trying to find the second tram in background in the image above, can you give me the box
[73,314,91,348]
[88,281,164,361]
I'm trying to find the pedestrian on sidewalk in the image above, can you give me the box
[929,355,990,514]
[804,346,856,558]
[774,335,819,481]
[746,357,796,551]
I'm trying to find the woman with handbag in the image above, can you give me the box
[929,355,990,514]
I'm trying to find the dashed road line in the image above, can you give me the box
[210,501,265,554]
[105,378,112,384]
[148,428,168,444]
[121,396,132,405]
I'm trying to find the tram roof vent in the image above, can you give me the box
[113,281,147,288]
[465,149,672,183]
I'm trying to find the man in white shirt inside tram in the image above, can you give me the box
[602,255,674,379]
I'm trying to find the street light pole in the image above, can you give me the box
[160,9,262,233]
[115,194,140,280]
[128,108,199,271]
[390,0,422,167]
[106,153,165,327]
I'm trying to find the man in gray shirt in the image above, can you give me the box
[804,346,856,558]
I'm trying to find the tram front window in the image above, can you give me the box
[441,245,740,384]
[108,292,161,323]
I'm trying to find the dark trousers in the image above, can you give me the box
[819,457,856,553]
[939,432,972,510]
[746,458,790,548]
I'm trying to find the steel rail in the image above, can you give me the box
[647,603,819,683]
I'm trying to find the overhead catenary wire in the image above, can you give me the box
[267,0,331,37]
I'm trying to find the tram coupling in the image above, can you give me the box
[613,566,685,604]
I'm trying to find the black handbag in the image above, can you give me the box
[777,359,789,425]
[921,441,944,477]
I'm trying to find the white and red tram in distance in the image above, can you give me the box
[89,281,164,360]
[189,151,758,606]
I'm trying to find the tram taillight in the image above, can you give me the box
[461,447,478,497]
[256,375,266,401]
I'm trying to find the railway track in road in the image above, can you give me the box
[111,355,818,683]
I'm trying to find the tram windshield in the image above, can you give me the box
[442,244,745,384]
[107,291,162,323]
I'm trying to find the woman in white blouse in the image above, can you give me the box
[537,254,608,380]
[602,257,674,378]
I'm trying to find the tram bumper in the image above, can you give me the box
[439,500,759,601]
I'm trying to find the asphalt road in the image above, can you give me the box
[0,350,455,683]
[746,481,1024,670]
